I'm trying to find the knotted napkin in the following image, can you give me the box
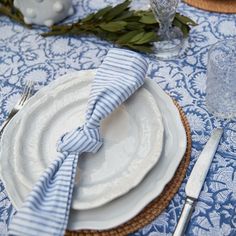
[9,48,148,236]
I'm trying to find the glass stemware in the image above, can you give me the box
[150,0,184,59]
[206,39,236,119]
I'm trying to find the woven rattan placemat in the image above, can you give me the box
[66,100,191,236]
[184,0,236,13]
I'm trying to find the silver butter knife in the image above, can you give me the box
[173,128,223,236]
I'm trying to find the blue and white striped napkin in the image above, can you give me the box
[9,48,148,236]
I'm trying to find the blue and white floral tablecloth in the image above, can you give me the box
[0,0,236,235]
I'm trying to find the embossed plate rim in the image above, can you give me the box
[0,69,164,210]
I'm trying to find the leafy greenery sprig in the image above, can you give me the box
[0,0,197,53]
[43,0,196,53]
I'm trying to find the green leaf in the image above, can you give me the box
[134,32,157,44]
[99,21,127,32]
[81,13,95,23]
[104,0,131,21]
[116,30,143,44]
[98,30,120,41]
[172,18,182,28]
[125,16,141,22]
[105,33,120,41]
[129,32,145,43]
[93,6,113,20]
[126,22,145,30]
[139,13,157,24]
[127,44,153,53]
[113,10,133,21]
[175,13,197,26]
[172,17,190,38]
[181,25,189,38]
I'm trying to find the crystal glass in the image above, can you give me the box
[150,0,184,59]
[206,39,236,119]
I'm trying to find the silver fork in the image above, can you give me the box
[0,80,34,135]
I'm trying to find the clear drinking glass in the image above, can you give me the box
[206,39,236,119]
[150,0,184,59]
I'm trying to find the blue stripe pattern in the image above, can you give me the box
[9,48,148,236]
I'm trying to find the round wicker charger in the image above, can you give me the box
[184,0,236,13]
[66,101,191,236]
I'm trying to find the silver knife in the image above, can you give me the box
[173,128,223,236]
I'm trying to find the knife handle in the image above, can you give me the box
[173,197,196,236]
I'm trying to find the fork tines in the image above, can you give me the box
[19,80,34,106]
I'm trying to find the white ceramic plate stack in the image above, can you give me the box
[0,70,187,230]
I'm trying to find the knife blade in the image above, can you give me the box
[173,128,223,236]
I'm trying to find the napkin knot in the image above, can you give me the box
[9,48,149,236]
[57,125,103,154]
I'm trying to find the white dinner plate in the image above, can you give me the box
[0,70,164,210]
[0,70,186,230]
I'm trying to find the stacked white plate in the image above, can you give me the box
[0,70,186,230]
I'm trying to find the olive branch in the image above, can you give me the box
[0,0,197,53]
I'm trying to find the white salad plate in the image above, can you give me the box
[0,70,186,230]
[0,69,164,211]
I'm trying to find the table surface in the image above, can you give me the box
[0,1,236,235]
